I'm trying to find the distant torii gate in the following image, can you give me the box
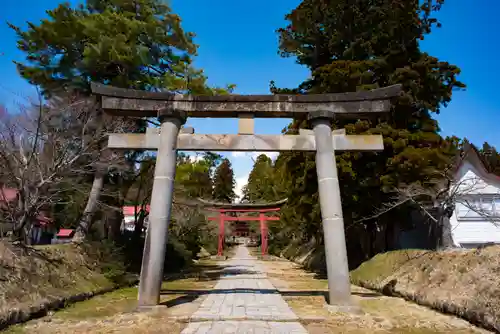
[198,198,287,257]
[91,82,402,311]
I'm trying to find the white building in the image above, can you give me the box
[450,144,500,248]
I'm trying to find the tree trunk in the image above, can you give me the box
[107,209,123,242]
[12,212,30,243]
[74,169,105,241]
[132,212,146,243]
[25,225,33,245]
[439,215,455,249]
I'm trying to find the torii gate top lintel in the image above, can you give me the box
[92,83,402,152]
[90,82,402,119]
[196,197,288,211]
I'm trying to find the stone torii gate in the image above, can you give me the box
[198,198,288,257]
[91,82,401,310]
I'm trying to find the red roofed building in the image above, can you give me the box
[56,229,75,238]
[0,187,17,203]
[51,228,75,244]
[121,205,150,232]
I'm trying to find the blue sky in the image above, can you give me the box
[1,0,499,199]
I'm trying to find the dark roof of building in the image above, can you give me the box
[454,142,500,185]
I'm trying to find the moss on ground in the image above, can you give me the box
[350,249,427,284]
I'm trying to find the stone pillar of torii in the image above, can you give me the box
[91,83,402,311]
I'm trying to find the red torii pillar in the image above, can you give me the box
[217,209,225,256]
[207,208,280,256]
[259,213,268,256]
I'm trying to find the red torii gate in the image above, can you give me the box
[197,198,287,257]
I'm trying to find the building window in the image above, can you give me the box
[456,197,500,220]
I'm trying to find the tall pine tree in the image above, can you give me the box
[176,158,213,199]
[269,0,464,258]
[10,0,234,96]
[242,154,275,202]
[212,158,236,203]
[479,142,500,176]
[9,0,234,240]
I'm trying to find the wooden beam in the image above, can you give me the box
[198,197,288,209]
[107,133,384,152]
[205,208,281,212]
[207,216,280,221]
[91,83,402,118]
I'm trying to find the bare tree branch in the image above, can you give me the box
[0,91,129,243]
[354,164,500,249]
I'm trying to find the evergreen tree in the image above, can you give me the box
[176,158,213,199]
[202,152,223,180]
[479,142,500,176]
[9,0,234,239]
[212,158,236,203]
[242,154,275,202]
[269,0,465,256]
[9,0,234,96]
[203,152,223,169]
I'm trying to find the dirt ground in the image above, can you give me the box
[3,260,225,334]
[259,257,492,334]
[3,249,494,334]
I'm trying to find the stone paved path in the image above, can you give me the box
[181,245,308,334]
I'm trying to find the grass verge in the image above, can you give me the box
[259,256,491,334]
[3,258,225,333]
[350,246,500,333]
[0,240,137,331]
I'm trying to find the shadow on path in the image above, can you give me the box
[160,288,381,307]
[162,265,259,282]
[158,264,262,307]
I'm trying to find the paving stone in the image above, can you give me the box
[182,246,308,334]
[183,321,307,334]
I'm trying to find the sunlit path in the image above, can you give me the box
[182,245,308,334]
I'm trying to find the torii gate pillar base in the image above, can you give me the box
[136,305,167,313]
[324,303,363,315]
